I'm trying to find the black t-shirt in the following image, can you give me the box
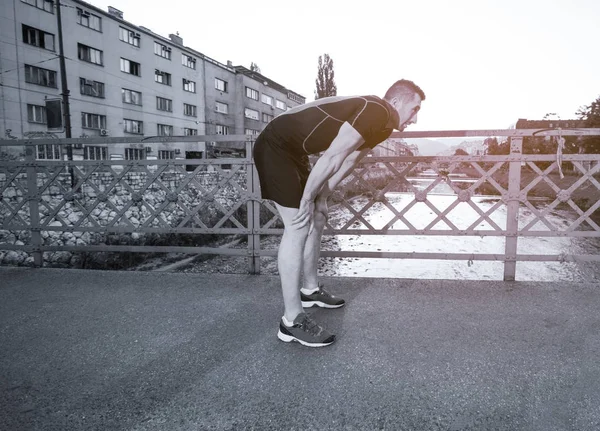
[267,95,399,154]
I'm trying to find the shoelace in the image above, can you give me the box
[298,314,323,336]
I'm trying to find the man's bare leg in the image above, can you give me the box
[302,198,327,291]
[274,203,309,322]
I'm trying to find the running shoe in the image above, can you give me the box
[277,312,335,347]
[301,284,345,309]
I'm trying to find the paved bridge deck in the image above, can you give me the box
[1,267,599,430]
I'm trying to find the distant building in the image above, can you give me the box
[370,138,416,157]
[0,0,305,161]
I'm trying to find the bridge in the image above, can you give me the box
[1,129,600,429]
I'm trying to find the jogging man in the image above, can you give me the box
[253,79,425,347]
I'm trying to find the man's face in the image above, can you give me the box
[393,93,422,131]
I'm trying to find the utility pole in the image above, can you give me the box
[55,0,74,186]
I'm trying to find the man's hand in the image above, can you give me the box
[291,198,315,233]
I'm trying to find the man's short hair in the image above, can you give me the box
[384,79,426,102]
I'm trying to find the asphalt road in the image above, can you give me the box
[1,267,599,430]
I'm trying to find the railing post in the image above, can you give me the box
[25,143,43,267]
[246,139,261,274]
[504,136,522,281]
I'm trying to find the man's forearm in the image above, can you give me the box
[319,159,358,197]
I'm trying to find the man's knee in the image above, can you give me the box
[313,208,328,226]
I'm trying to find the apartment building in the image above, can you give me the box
[0,0,305,160]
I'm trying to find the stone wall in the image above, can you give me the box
[0,168,249,267]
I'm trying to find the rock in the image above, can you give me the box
[76,238,86,246]
[15,240,24,246]
[99,210,109,220]
[51,251,72,265]
[67,213,80,224]
[131,233,140,240]
[49,221,62,227]
[69,254,83,268]
[3,250,26,265]
[73,231,83,238]
[4,189,16,198]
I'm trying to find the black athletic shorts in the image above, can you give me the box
[252,125,311,209]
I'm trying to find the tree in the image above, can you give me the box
[314,54,337,99]
[454,148,469,156]
[250,62,261,73]
[577,95,600,153]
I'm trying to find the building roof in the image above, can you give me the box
[233,66,305,101]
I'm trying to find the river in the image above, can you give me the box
[320,172,600,282]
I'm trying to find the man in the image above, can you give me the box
[253,79,425,347]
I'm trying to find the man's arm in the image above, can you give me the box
[317,147,371,198]
[299,122,365,202]
[291,122,364,229]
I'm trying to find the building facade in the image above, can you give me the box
[0,0,305,160]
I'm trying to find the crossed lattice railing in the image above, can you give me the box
[1,129,600,280]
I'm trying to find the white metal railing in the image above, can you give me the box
[1,129,599,280]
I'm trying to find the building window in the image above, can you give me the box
[156,96,172,112]
[275,99,287,110]
[182,54,196,69]
[81,113,107,130]
[183,79,196,93]
[157,124,173,136]
[261,94,273,106]
[21,0,54,14]
[80,78,105,98]
[24,65,57,88]
[215,78,227,92]
[246,87,259,100]
[159,150,175,159]
[84,146,107,160]
[245,128,260,136]
[216,125,229,135]
[120,58,140,76]
[125,148,145,160]
[27,104,47,124]
[77,43,103,65]
[154,42,172,59]
[37,144,61,160]
[244,108,259,120]
[262,113,274,123]
[184,128,198,136]
[22,25,55,51]
[122,88,142,105]
[183,103,197,117]
[76,8,102,32]
[119,27,140,47]
[124,119,143,134]
[215,101,228,114]
[155,69,171,85]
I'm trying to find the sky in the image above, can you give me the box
[88,0,600,131]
